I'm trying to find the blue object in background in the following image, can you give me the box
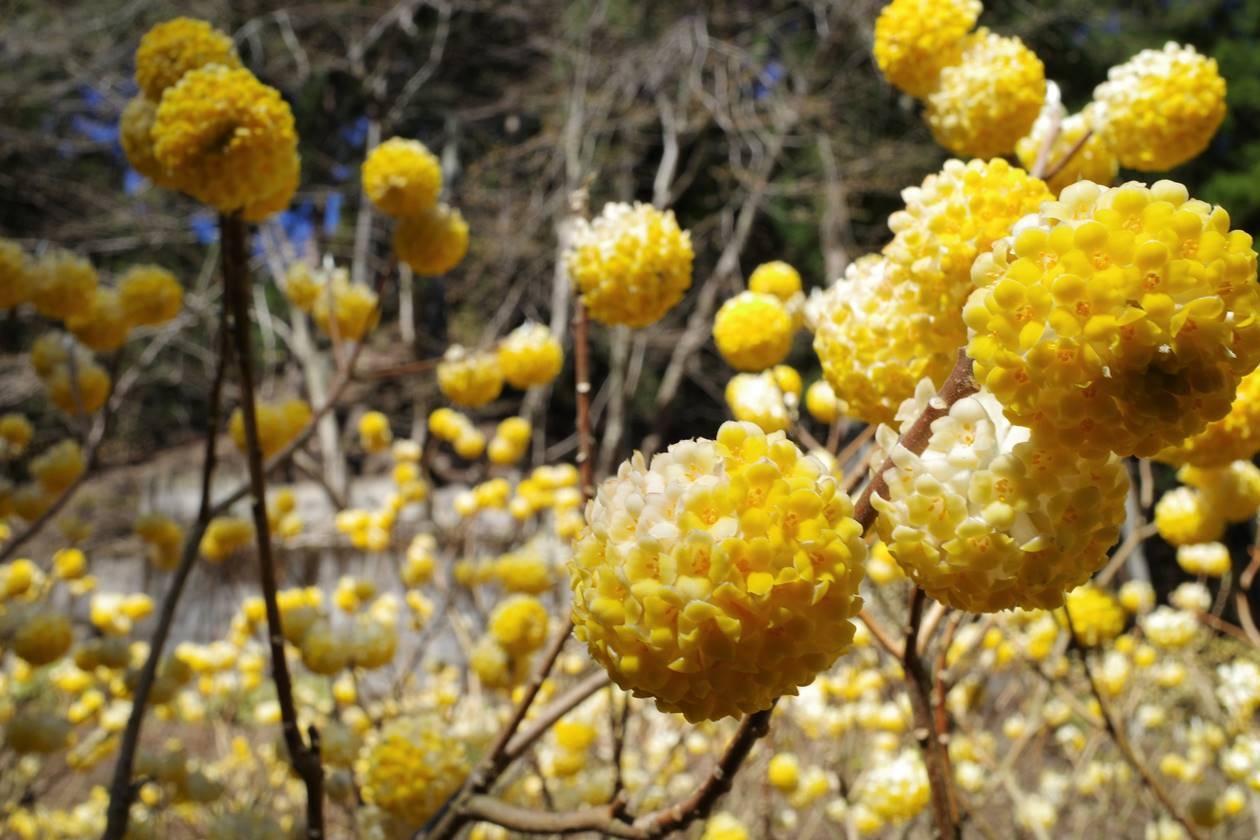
[324,193,344,234]
[189,212,218,245]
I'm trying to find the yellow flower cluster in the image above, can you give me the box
[1154,486,1223,547]
[151,64,299,214]
[120,95,175,188]
[437,345,504,408]
[358,411,392,454]
[5,611,74,666]
[228,397,311,458]
[498,322,563,389]
[360,717,469,827]
[1015,88,1117,196]
[713,291,794,372]
[117,265,183,327]
[570,421,867,721]
[873,0,982,97]
[361,138,442,219]
[488,416,532,465]
[965,180,1260,459]
[30,249,97,322]
[428,407,486,459]
[65,288,130,352]
[305,267,380,342]
[873,380,1129,612]
[1158,369,1260,468]
[394,203,470,277]
[1093,43,1227,172]
[489,594,550,655]
[804,379,839,425]
[724,368,798,432]
[135,513,185,570]
[1181,460,1260,522]
[29,440,86,494]
[1059,584,1126,647]
[0,413,34,459]
[1177,542,1231,578]
[567,202,694,328]
[134,17,240,100]
[748,261,805,327]
[813,256,952,425]
[199,516,253,562]
[858,750,931,824]
[925,29,1045,158]
[494,542,553,594]
[0,238,31,309]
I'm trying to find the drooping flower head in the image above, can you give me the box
[119,96,176,188]
[570,421,867,721]
[965,180,1260,459]
[1093,43,1226,172]
[1156,368,1260,468]
[925,29,1046,158]
[362,137,442,219]
[498,322,563,389]
[873,0,982,98]
[724,369,797,432]
[151,65,299,213]
[393,203,469,276]
[437,345,504,408]
[567,202,693,328]
[360,717,469,827]
[872,380,1129,612]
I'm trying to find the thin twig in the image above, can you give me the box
[903,587,960,839]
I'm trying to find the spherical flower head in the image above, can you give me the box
[567,202,694,328]
[240,150,300,222]
[1179,459,1260,522]
[1154,486,1224,547]
[117,265,183,327]
[494,548,552,594]
[29,439,86,494]
[1059,584,1126,647]
[151,65,299,213]
[0,413,34,459]
[228,397,310,458]
[498,322,564,389]
[570,421,867,721]
[748,261,806,328]
[925,29,1046,158]
[1093,42,1226,172]
[1141,605,1199,649]
[119,96,176,188]
[199,515,253,562]
[134,17,239,100]
[805,379,839,424]
[393,203,469,276]
[30,249,98,322]
[311,269,380,342]
[362,138,442,219]
[700,812,751,840]
[470,637,528,689]
[66,288,131,352]
[8,611,74,666]
[813,255,959,425]
[1015,90,1117,196]
[1119,579,1156,615]
[358,411,393,454]
[362,717,469,827]
[45,360,110,416]
[713,291,794,372]
[886,158,1052,317]
[724,372,792,433]
[872,0,981,98]
[437,345,504,408]
[4,712,71,754]
[1157,368,1260,468]
[768,752,802,792]
[965,179,1260,459]
[873,380,1129,612]
[0,238,31,310]
[1177,541,1231,578]
[859,750,931,823]
[489,594,549,655]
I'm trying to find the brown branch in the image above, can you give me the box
[102,315,229,840]
[852,351,977,530]
[903,587,960,839]
[1041,129,1094,183]
[574,298,595,500]
[221,213,324,838]
[503,671,611,764]
[858,609,904,660]
[1063,610,1203,840]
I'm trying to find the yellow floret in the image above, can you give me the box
[925,29,1046,158]
[498,322,563,389]
[117,265,183,327]
[151,65,298,213]
[393,203,469,276]
[437,345,504,408]
[872,0,982,98]
[965,180,1260,459]
[570,421,867,721]
[134,17,239,100]
[362,137,442,219]
[1093,43,1226,172]
[713,291,794,372]
[873,381,1129,612]
[567,202,693,328]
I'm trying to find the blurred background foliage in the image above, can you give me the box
[1,0,1255,459]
